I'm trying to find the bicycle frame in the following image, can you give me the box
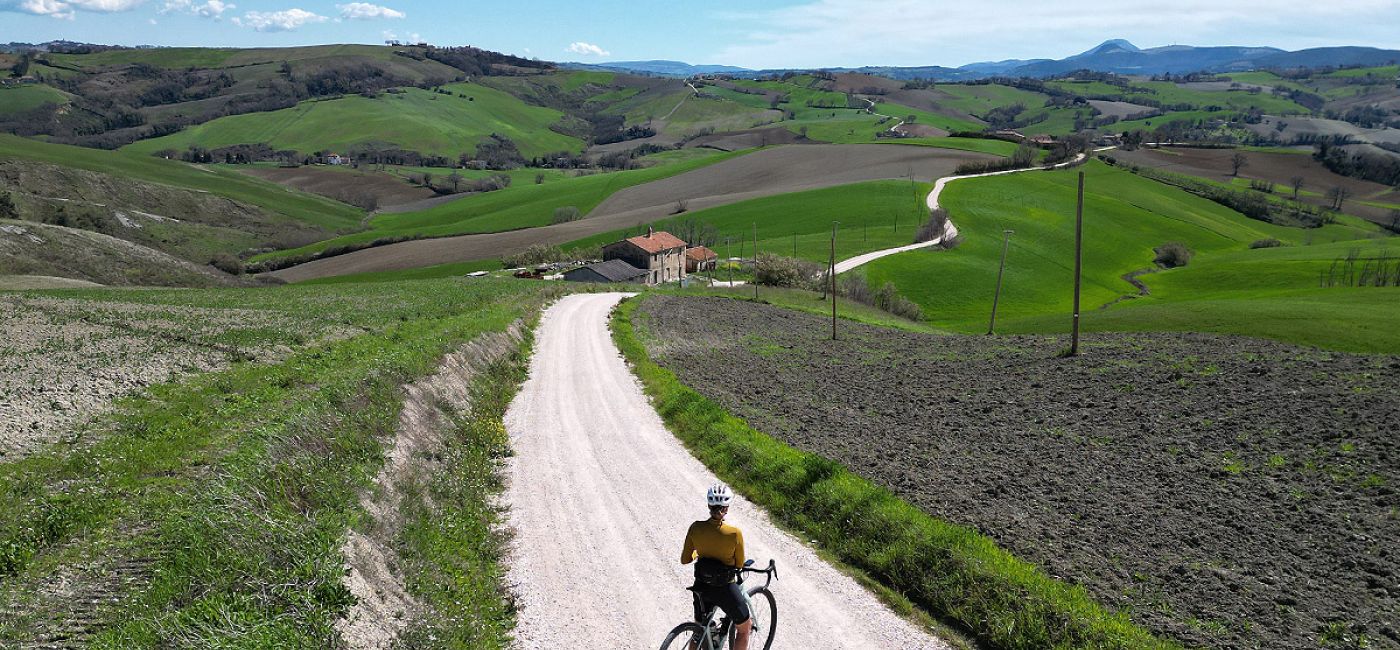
[688,560,778,649]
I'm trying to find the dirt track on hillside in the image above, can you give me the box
[636,295,1400,650]
[271,145,992,282]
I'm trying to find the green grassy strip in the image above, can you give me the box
[610,296,1179,650]
[0,280,547,646]
[395,322,536,648]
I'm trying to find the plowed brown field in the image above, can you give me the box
[635,295,1400,650]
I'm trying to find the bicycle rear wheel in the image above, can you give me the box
[659,621,712,650]
[745,586,777,650]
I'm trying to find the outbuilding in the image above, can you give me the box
[562,259,649,284]
[685,246,718,273]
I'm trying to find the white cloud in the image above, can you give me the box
[232,7,325,31]
[8,0,143,18]
[337,2,402,19]
[161,0,232,18]
[567,41,609,57]
[712,0,1400,68]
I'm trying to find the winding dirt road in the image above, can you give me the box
[502,293,947,649]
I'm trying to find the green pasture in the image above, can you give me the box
[698,84,778,111]
[0,134,360,232]
[564,179,933,261]
[860,161,1398,352]
[871,101,985,133]
[1131,81,1311,114]
[1044,80,1138,99]
[1111,110,1236,133]
[254,148,745,262]
[932,84,1050,117]
[123,83,581,160]
[1321,65,1399,79]
[0,85,70,116]
[1221,72,1314,94]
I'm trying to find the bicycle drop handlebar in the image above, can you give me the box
[740,559,778,588]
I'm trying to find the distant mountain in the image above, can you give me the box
[562,60,753,77]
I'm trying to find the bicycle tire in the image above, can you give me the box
[660,621,712,650]
[745,586,778,650]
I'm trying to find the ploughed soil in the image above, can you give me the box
[241,166,436,209]
[271,144,992,282]
[634,295,1400,650]
[1110,146,1400,225]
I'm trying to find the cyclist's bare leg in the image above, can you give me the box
[733,619,752,650]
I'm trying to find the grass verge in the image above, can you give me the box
[610,295,1179,650]
[0,279,553,646]
[394,320,536,648]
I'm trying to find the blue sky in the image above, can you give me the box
[2,0,1398,69]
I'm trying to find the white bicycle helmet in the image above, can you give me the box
[706,483,733,507]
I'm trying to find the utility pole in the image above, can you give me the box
[830,221,839,340]
[1070,171,1085,356]
[988,229,1013,335]
[752,222,759,301]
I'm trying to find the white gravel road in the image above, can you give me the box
[833,152,1090,274]
[502,293,947,650]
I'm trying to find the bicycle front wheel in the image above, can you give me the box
[745,587,778,650]
[659,621,711,650]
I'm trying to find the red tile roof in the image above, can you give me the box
[686,246,717,261]
[623,230,687,254]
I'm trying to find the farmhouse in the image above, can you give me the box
[685,246,718,273]
[602,228,687,285]
[562,259,648,284]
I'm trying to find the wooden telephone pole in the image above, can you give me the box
[1070,171,1085,356]
[830,221,839,340]
[987,229,1014,335]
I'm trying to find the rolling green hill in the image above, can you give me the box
[0,135,360,232]
[0,85,71,116]
[123,82,583,160]
[862,161,1397,352]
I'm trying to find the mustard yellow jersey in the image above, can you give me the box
[681,519,746,569]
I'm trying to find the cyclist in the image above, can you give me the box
[681,483,752,650]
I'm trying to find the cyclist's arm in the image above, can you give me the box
[680,527,696,565]
[733,529,746,569]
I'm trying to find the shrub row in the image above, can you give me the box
[611,296,1178,650]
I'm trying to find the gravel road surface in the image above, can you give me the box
[502,293,947,649]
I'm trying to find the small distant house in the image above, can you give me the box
[1029,135,1055,145]
[562,259,648,284]
[685,246,718,273]
[326,153,346,165]
[602,228,687,285]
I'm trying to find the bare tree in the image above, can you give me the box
[1326,186,1351,211]
[1230,152,1249,177]
[446,170,463,193]
[1290,176,1305,201]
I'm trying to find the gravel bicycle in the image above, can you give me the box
[659,559,778,650]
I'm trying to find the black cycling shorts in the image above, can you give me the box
[696,581,750,625]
